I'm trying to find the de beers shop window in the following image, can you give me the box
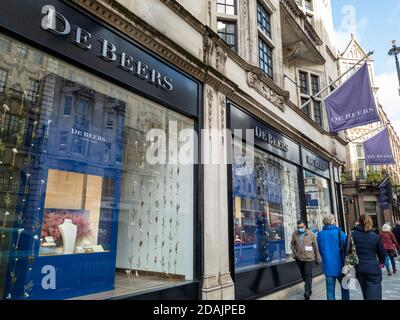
[0,33,195,300]
[233,143,301,271]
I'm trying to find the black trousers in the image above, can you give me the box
[356,272,382,300]
[296,260,313,296]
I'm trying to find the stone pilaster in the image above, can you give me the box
[201,84,222,299]
[217,92,234,300]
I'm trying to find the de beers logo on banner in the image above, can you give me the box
[363,128,396,166]
[325,63,380,133]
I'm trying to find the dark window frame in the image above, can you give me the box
[26,78,40,103]
[0,68,7,93]
[257,2,272,39]
[259,38,273,79]
[217,0,236,15]
[217,19,237,52]
[63,96,73,116]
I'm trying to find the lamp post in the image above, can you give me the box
[388,40,400,96]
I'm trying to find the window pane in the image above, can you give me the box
[299,72,308,95]
[0,68,7,93]
[233,144,301,271]
[356,144,365,158]
[226,6,235,15]
[257,2,272,38]
[301,98,310,117]
[313,101,322,126]
[0,32,195,300]
[305,0,313,11]
[26,79,39,103]
[217,0,236,15]
[304,170,331,235]
[217,20,237,52]
[64,96,72,116]
[311,75,320,95]
[217,4,225,14]
[259,38,273,79]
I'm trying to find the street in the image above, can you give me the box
[261,262,400,300]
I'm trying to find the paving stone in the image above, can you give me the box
[259,262,400,300]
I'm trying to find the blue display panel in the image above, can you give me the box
[2,74,125,299]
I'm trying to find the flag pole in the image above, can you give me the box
[300,50,375,110]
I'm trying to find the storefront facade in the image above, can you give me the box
[0,0,349,301]
[228,102,344,299]
[0,0,201,300]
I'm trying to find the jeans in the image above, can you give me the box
[296,260,313,296]
[356,272,382,300]
[325,275,350,301]
[385,254,397,273]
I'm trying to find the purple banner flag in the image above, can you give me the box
[325,63,379,133]
[364,128,396,165]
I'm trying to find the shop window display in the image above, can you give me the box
[303,170,332,235]
[0,33,194,300]
[233,144,301,271]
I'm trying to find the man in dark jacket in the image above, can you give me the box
[393,221,400,245]
[351,214,386,300]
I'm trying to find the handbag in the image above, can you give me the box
[388,249,397,257]
[345,231,359,267]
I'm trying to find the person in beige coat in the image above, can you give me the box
[291,219,322,300]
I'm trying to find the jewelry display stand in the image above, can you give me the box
[58,219,77,255]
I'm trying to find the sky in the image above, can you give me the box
[331,0,400,134]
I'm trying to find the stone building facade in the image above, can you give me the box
[0,0,347,300]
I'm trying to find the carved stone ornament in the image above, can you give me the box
[204,36,215,66]
[216,45,228,74]
[206,87,214,134]
[247,72,285,110]
[219,93,226,145]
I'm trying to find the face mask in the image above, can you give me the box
[298,228,305,233]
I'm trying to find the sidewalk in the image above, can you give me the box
[260,262,400,300]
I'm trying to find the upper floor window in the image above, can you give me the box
[259,38,273,79]
[0,68,7,93]
[299,71,323,127]
[63,96,73,116]
[217,20,237,52]
[26,79,39,103]
[3,113,19,136]
[32,52,43,65]
[311,74,320,95]
[217,0,236,15]
[257,2,272,38]
[296,0,313,13]
[301,97,311,117]
[16,45,28,59]
[75,99,89,128]
[0,36,10,52]
[106,110,114,129]
[313,101,322,127]
[304,0,313,11]
[299,72,308,95]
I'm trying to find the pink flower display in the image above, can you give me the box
[41,209,92,242]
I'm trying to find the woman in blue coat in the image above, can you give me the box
[317,214,349,300]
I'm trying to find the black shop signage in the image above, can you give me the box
[302,148,330,178]
[229,104,300,165]
[0,0,199,117]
